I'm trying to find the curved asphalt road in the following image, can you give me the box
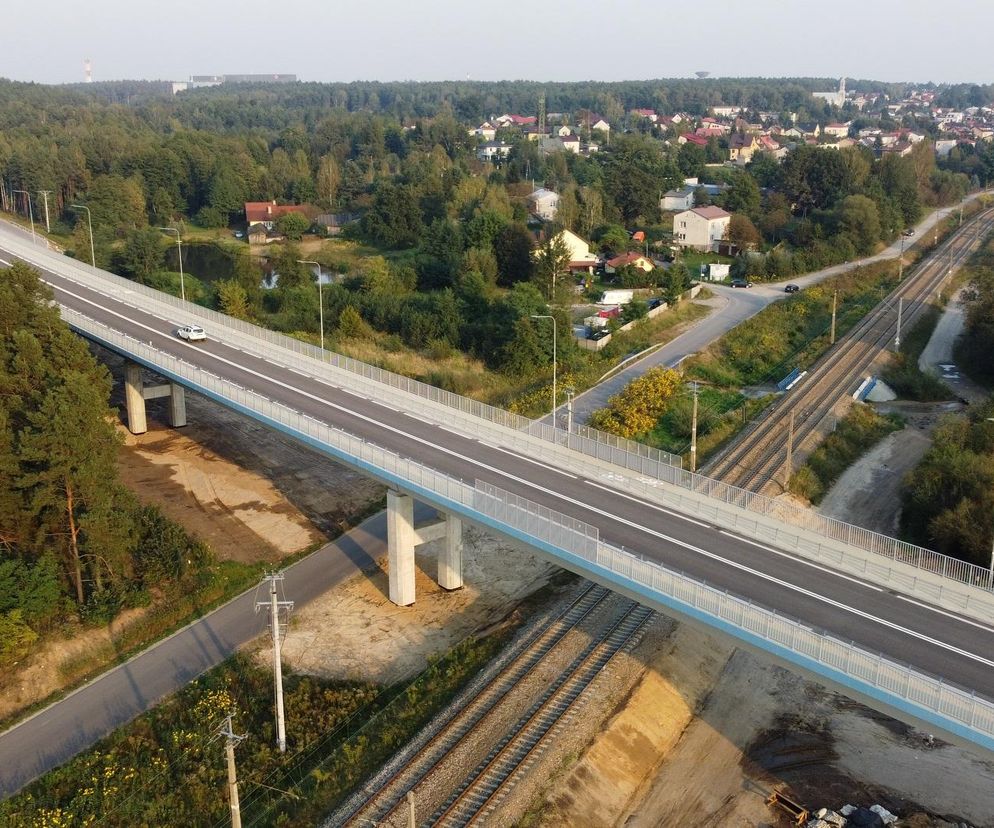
[567,194,988,425]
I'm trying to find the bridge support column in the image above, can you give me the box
[438,516,463,591]
[122,363,188,433]
[164,383,187,428]
[123,361,147,435]
[386,493,464,605]
[387,490,417,606]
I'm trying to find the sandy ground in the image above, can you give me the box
[274,526,559,684]
[117,422,322,563]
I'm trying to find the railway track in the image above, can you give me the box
[427,603,654,827]
[704,209,994,494]
[336,583,624,827]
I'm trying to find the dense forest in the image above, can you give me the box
[0,74,984,383]
[0,262,216,665]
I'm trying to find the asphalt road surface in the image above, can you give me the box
[567,194,988,425]
[0,504,441,796]
[2,219,994,793]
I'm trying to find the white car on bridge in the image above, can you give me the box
[176,324,207,342]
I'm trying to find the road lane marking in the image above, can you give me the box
[483,443,577,479]
[48,283,994,670]
[719,530,884,592]
[585,480,710,527]
[895,594,994,635]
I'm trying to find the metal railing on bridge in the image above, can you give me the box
[57,307,994,753]
[7,232,993,606]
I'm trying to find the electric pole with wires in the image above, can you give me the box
[218,714,246,828]
[256,572,294,753]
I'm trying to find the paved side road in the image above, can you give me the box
[565,194,988,425]
[0,503,432,797]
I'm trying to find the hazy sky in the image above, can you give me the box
[3,0,991,86]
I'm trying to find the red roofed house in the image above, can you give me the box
[605,252,654,274]
[245,201,312,230]
[678,133,709,147]
[630,108,658,122]
[673,206,731,252]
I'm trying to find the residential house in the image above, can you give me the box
[245,200,312,230]
[797,123,821,139]
[477,141,513,162]
[556,125,574,137]
[661,187,696,212]
[590,117,611,133]
[712,105,744,118]
[605,252,654,274]
[468,122,497,141]
[247,225,272,244]
[728,133,759,165]
[314,213,358,236]
[528,188,560,221]
[548,229,598,275]
[523,126,551,141]
[630,108,658,122]
[541,134,580,155]
[678,133,709,147]
[884,141,913,158]
[823,122,851,138]
[494,113,536,127]
[934,139,959,158]
[673,206,731,252]
[756,135,785,158]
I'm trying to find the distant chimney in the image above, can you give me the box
[84,58,93,83]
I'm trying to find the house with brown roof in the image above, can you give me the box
[729,133,760,165]
[605,252,654,274]
[673,206,731,252]
[245,200,312,230]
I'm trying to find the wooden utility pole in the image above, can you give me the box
[830,291,838,345]
[690,382,700,473]
[783,410,795,492]
[219,715,246,828]
[407,791,416,828]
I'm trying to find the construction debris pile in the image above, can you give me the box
[806,804,898,827]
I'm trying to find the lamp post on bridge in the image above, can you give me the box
[298,260,325,351]
[158,227,185,302]
[13,190,35,244]
[531,314,557,431]
[70,205,95,268]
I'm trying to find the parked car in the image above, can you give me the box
[784,283,800,293]
[589,328,611,341]
[176,324,207,342]
[647,298,663,310]
[730,279,753,288]
[903,228,915,236]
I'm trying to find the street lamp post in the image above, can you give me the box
[13,190,35,243]
[158,227,185,302]
[298,260,325,350]
[531,314,557,429]
[70,205,95,268]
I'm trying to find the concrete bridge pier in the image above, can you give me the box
[387,490,463,606]
[122,360,187,434]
